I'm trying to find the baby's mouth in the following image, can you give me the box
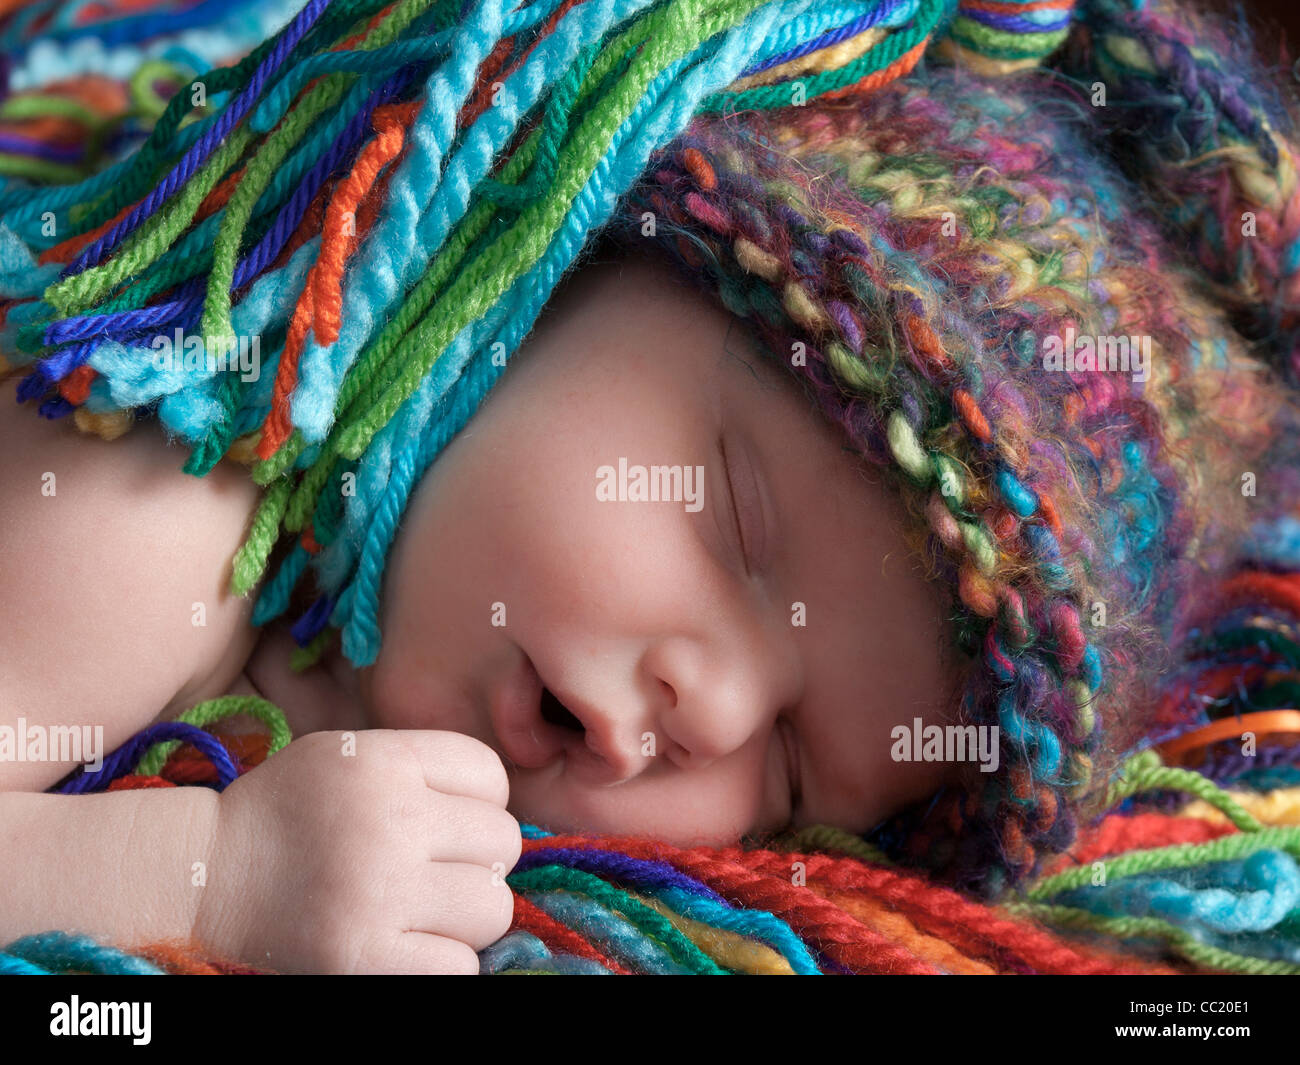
[491,653,628,786]
[539,686,584,733]
[490,655,587,771]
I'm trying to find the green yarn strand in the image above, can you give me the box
[1104,749,1265,833]
[1026,825,1300,900]
[508,864,729,974]
[333,0,769,463]
[200,0,439,350]
[1004,901,1300,975]
[42,125,255,315]
[230,476,295,596]
[697,0,946,113]
[134,695,293,777]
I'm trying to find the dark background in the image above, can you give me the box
[1200,0,1299,65]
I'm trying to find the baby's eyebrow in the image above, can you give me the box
[717,317,779,391]
[719,319,756,372]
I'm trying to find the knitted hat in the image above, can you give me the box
[2,0,1300,899]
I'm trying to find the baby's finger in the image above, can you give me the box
[423,793,522,872]
[360,729,511,807]
[355,932,484,975]
[406,861,516,953]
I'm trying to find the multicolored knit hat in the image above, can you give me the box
[3,0,1300,901]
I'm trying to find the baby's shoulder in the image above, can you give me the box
[0,374,266,785]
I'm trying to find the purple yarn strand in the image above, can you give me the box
[44,297,202,345]
[961,9,1071,34]
[292,593,338,646]
[63,0,332,278]
[38,65,419,368]
[231,65,419,289]
[37,395,73,419]
[514,846,732,905]
[739,2,907,78]
[0,133,88,163]
[52,722,239,794]
[31,339,97,382]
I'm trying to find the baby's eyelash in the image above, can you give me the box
[718,433,750,570]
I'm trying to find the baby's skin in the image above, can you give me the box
[0,245,961,973]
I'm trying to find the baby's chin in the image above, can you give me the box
[505,768,758,848]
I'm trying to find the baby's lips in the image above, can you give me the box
[489,652,567,769]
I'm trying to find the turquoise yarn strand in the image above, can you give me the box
[0,932,166,975]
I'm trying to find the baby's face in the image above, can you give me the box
[358,247,962,845]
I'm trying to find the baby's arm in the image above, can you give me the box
[0,380,518,971]
[0,730,519,973]
[0,376,261,954]
[0,374,263,793]
[0,785,218,950]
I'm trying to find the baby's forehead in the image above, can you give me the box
[532,242,822,431]
[552,244,710,316]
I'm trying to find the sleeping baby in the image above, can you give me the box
[0,244,963,973]
[3,0,1297,978]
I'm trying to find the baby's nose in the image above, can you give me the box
[543,686,653,786]
[632,611,801,773]
[567,719,650,786]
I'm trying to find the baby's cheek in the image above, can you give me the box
[359,640,460,736]
[505,762,764,847]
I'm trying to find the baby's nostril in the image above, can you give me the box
[540,687,583,732]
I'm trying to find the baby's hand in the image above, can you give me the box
[192,730,521,974]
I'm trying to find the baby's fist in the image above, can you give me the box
[193,729,522,974]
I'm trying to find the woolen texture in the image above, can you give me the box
[1,0,1299,901]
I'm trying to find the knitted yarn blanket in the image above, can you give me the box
[3,0,1300,975]
[3,699,1299,975]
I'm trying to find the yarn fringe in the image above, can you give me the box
[5,698,1298,975]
